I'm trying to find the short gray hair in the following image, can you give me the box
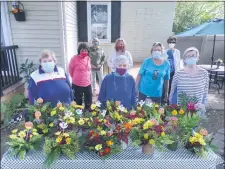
[115,55,129,67]
[39,49,57,63]
[183,47,200,59]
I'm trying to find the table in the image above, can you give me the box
[199,65,225,94]
[1,144,223,169]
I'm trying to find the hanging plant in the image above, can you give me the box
[11,2,26,21]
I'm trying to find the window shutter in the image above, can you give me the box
[111,1,121,43]
[77,1,88,42]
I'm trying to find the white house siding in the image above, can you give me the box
[8,1,65,68]
[120,2,176,62]
[62,1,78,73]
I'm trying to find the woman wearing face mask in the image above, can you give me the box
[29,49,73,106]
[69,43,92,109]
[136,42,170,104]
[107,38,133,72]
[169,47,209,111]
[99,55,136,110]
[89,37,105,96]
[166,36,181,94]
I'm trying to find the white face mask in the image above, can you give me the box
[169,43,175,49]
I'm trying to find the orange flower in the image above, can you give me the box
[57,102,63,108]
[179,109,184,115]
[149,119,157,126]
[37,98,43,104]
[124,122,132,132]
[130,111,136,116]
[200,129,208,136]
[34,111,41,119]
[25,122,33,129]
[115,101,121,106]
[115,124,122,131]
[12,8,19,14]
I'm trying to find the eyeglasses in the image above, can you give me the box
[169,41,176,44]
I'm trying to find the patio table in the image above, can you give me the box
[1,144,223,169]
[199,64,225,94]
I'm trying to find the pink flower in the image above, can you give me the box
[187,102,196,111]
[169,116,178,121]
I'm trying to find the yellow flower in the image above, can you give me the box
[103,119,107,123]
[63,133,69,137]
[194,133,203,139]
[56,136,62,143]
[71,101,76,107]
[18,131,26,138]
[11,129,18,134]
[143,121,152,130]
[133,118,144,125]
[59,107,65,111]
[172,110,178,116]
[95,144,102,151]
[155,104,159,108]
[189,137,197,144]
[161,132,165,137]
[92,111,97,116]
[42,128,48,134]
[144,133,148,139]
[70,117,75,124]
[50,110,57,116]
[137,106,141,111]
[55,131,61,136]
[179,109,184,115]
[98,119,103,122]
[91,104,97,110]
[74,105,84,109]
[106,140,114,147]
[149,139,155,145]
[66,137,71,144]
[33,132,38,136]
[198,138,206,145]
[78,119,85,125]
[9,134,17,139]
[66,119,71,124]
[49,123,54,127]
[97,126,103,131]
[100,130,106,135]
[114,112,121,120]
[29,134,33,138]
[32,129,37,132]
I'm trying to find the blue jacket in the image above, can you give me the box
[29,66,73,106]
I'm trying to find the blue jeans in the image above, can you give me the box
[138,92,161,104]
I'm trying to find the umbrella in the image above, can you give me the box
[176,18,224,67]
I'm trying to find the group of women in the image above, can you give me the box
[28,36,209,112]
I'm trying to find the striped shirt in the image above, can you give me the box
[169,67,209,104]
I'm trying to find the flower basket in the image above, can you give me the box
[142,143,154,154]
[167,141,178,151]
[14,10,25,21]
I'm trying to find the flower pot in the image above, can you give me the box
[142,143,154,154]
[14,11,26,21]
[167,141,178,151]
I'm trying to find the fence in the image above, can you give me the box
[0,45,21,91]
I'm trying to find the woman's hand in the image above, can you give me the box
[163,93,168,102]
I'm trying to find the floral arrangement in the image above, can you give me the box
[185,128,216,157]
[6,122,42,159]
[43,131,80,167]
[130,117,174,151]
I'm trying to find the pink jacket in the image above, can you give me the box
[69,55,91,87]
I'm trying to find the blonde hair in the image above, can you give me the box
[183,47,200,59]
[114,38,126,52]
[150,42,164,54]
[39,49,56,63]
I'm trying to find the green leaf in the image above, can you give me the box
[61,148,75,160]
[44,147,61,168]
[19,149,26,160]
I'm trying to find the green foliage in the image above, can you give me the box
[173,1,224,34]
[1,94,28,126]
[19,59,35,84]
[178,92,198,108]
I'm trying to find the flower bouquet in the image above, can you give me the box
[130,118,174,154]
[6,122,42,159]
[43,131,80,167]
[81,129,121,158]
[185,128,216,157]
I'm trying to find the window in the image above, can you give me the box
[77,1,121,43]
[87,2,111,43]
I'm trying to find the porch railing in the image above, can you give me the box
[1,45,22,91]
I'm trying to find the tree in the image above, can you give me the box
[173,1,224,34]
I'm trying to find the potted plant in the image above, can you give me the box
[214,58,223,68]
[19,59,35,98]
[11,2,26,21]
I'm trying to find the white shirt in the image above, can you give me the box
[107,50,133,72]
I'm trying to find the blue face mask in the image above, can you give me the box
[41,61,55,73]
[185,57,198,65]
[152,51,163,60]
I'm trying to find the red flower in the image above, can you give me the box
[104,147,111,155]
[98,151,105,156]
[153,125,164,134]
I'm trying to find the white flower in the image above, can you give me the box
[95,101,102,108]
[138,100,145,107]
[59,122,68,129]
[146,102,153,107]
[101,110,107,117]
[76,109,83,115]
[65,111,73,117]
[119,105,126,112]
